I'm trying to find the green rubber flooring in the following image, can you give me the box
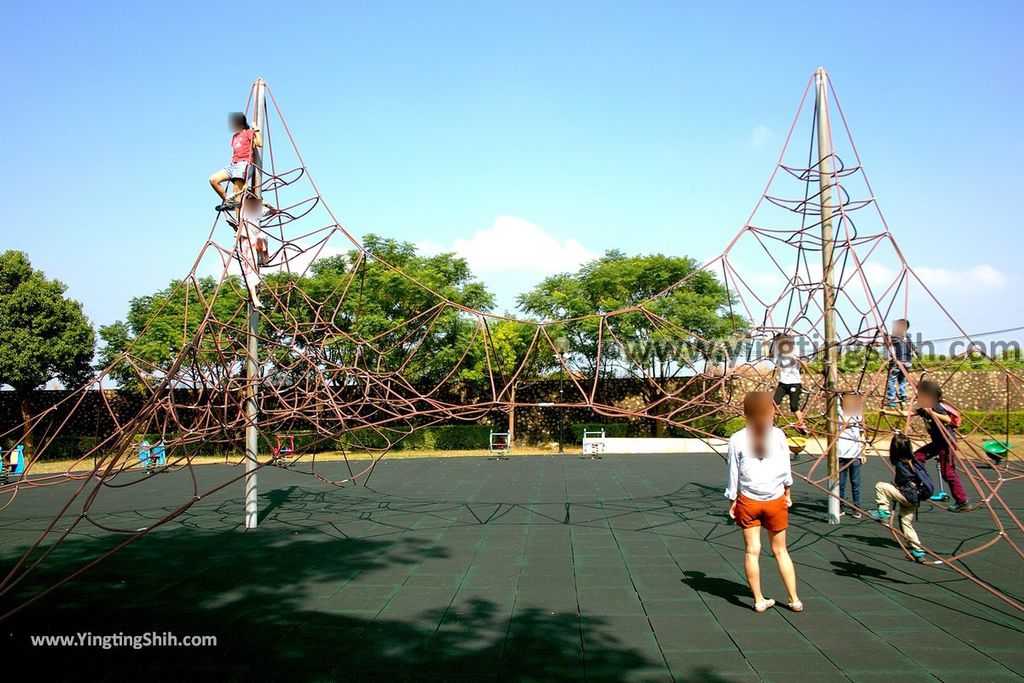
[1,454,1022,682]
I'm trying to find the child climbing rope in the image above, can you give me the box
[209,112,262,212]
[771,334,808,434]
[870,433,932,562]
[913,379,974,512]
[235,195,268,308]
[225,198,278,268]
[725,391,802,613]
[885,319,915,409]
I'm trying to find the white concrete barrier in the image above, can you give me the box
[582,437,728,455]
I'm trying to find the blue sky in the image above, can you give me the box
[1,1,1022,343]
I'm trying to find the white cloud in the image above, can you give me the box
[860,261,896,287]
[732,260,1008,297]
[419,215,597,274]
[916,264,1008,290]
[750,125,772,150]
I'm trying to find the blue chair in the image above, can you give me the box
[138,440,152,468]
[151,442,167,467]
[2,445,25,479]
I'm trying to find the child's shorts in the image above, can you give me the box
[734,493,789,532]
[773,383,802,412]
[223,160,252,181]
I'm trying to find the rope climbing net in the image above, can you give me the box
[2,71,1024,617]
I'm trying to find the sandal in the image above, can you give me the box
[753,598,776,613]
[786,600,804,612]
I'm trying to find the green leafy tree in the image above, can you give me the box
[298,235,494,386]
[517,250,747,434]
[478,318,538,444]
[517,250,746,377]
[0,251,95,454]
[98,236,495,402]
[97,276,247,393]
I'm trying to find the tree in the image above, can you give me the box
[517,250,747,434]
[0,251,95,455]
[479,318,538,445]
[97,235,495,429]
[299,234,494,386]
[97,276,247,393]
[518,250,746,377]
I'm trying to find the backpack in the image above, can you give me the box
[941,401,962,429]
[911,460,935,502]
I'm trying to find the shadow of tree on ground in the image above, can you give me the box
[0,524,660,681]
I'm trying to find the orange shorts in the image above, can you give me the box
[734,493,788,532]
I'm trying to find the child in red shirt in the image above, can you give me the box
[209,112,262,211]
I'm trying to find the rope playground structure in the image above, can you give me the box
[2,69,1023,619]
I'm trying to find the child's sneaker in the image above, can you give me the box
[869,509,892,521]
[948,501,975,513]
[910,549,927,563]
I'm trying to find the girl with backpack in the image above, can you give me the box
[913,379,973,512]
[870,433,932,562]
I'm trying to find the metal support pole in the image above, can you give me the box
[558,360,565,454]
[244,78,266,530]
[815,68,841,525]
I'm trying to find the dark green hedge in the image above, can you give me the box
[664,415,746,438]
[339,424,494,451]
[24,410,1024,462]
[569,423,629,443]
[961,410,1024,436]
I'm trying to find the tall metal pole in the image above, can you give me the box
[558,361,565,454]
[244,78,266,530]
[815,68,841,525]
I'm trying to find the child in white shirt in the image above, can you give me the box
[838,393,866,518]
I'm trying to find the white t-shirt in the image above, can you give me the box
[838,415,863,460]
[776,355,801,384]
[725,427,794,502]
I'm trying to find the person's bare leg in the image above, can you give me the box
[209,171,229,201]
[769,529,800,604]
[248,281,262,308]
[743,526,764,603]
[228,178,245,202]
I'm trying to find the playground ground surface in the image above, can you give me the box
[1,453,1022,682]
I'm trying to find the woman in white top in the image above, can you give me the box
[725,391,802,613]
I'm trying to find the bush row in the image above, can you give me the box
[19,410,1024,461]
[20,424,505,461]
[578,410,1024,441]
